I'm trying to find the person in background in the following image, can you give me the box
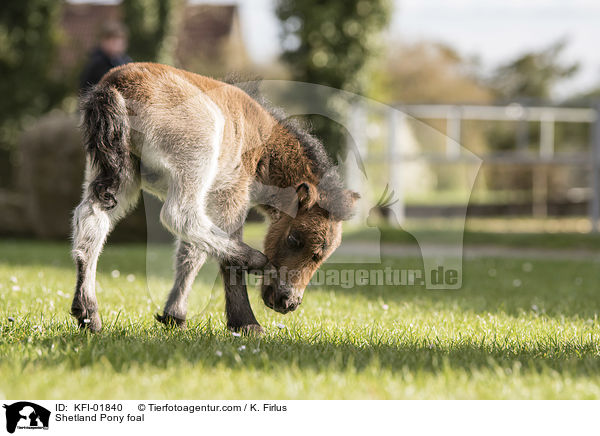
[79,21,132,92]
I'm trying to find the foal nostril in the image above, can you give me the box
[276,294,289,310]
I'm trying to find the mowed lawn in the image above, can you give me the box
[1,237,599,399]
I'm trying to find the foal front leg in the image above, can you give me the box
[220,228,264,335]
[160,190,269,271]
[156,240,207,329]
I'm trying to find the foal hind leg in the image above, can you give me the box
[71,172,140,332]
[156,240,207,329]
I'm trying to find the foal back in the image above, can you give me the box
[86,62,279,235]
[103,63,273,197]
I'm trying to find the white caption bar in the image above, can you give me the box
[0,400,596,436]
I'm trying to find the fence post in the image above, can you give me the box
[533,111,554,217]
[387,107,405,225]
[590,102,600,232]
[540,112,555,159]
[446,106,461,159]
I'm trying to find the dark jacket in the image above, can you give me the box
[79,47,132,92]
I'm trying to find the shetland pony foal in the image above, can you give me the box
[72,63,358,334]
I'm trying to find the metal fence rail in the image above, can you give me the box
[346,102,600,232]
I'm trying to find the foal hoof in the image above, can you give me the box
[155,313,187,330]
[77,312,102,333]
[228,324,265,336]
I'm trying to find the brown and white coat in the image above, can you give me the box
[72,63,358,334]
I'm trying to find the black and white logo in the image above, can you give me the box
[3,402,50,433]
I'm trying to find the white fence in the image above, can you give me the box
[345,102,600,231]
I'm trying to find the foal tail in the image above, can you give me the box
[80,83,132,210]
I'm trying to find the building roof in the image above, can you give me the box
[59,2,245,72]
[60,3,122,68]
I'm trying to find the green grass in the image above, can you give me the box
[1,239,599,399]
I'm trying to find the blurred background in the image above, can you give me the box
[1,0,600,243]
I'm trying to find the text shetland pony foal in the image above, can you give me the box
[72,63,359,334]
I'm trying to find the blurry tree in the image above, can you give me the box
[490,39,578,101]
[371,41,492,105]
[566,84,600,107]
[122,0,181,64]
[0,0,68,153]
[276,0,391,159]
[485,40,580,204]
[486,40,580,152]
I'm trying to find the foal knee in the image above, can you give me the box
[159,204,193,240]
[160,205,232,255]
[159,202,269,269]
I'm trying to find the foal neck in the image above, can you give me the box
[257,123,320,189]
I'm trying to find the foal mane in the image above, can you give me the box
[224,75,333,178]
[225,75,354,220]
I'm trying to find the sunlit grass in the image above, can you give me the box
[0,239,599,399]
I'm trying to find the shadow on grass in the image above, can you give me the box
[26,325,600,377]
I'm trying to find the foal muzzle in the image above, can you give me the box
[261,282,303,314]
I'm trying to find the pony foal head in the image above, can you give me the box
[262,175,359,313]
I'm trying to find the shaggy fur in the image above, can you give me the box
[71,63,358,333]
[80,84,133,210]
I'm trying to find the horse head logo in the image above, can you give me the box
[3,402,50,433]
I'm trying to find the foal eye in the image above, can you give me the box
[286,232,303,249]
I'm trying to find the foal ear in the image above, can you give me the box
[341,190,361,219]
[296,182,318,209]
[346,190,361,204]
[320,189,360,221]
